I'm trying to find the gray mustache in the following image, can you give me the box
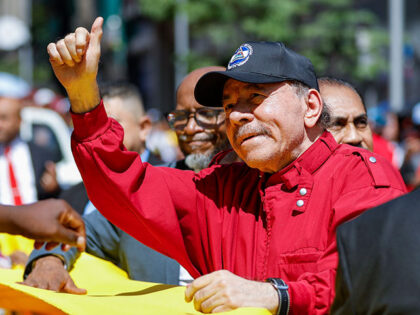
[179,133,215,142]
[233,125,271,143]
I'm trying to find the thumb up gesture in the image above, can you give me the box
[48,17,103,113]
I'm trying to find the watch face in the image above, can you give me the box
[267,278,289,290]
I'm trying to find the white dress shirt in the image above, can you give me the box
[0,138,37,205]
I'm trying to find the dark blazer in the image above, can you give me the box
[28,141,61,200]
[331,189,420,315]
[58,182,88,215]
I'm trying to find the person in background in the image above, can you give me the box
[0,96,63,266]
[398,103,420,189]
[319,76,403,172]
[0,97,60,205]
[146,107,181,164]
[99,82,162,165]
[48,18,406,314]
[318,77,373,151]
[368,105,403,169]
[166,66,230,171]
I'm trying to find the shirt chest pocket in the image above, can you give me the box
[276,251,322,281]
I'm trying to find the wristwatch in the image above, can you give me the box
[266,277,290,315]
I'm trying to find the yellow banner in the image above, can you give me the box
[0,253,270,315]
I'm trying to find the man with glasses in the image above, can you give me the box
[166,66,230,172]
[48,18,406,314]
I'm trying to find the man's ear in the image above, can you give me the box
[139,116,152,143]
[304,89,323,128]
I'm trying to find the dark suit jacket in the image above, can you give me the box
[28,141,61,200]
[331,189,420,315]
[58,182,88,215]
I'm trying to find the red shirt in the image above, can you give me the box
[71,103,406,314]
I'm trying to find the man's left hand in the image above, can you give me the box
[184,270,279,313]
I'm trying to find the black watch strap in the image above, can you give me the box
[266,277,290,315]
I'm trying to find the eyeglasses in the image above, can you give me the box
[166,108,225,131]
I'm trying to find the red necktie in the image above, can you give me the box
[4,146,22,205]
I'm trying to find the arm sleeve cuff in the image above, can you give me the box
[287,281,314,315]
[24,246,79,280]
[71,100,110,142]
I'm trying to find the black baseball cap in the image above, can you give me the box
[194,41,318,107]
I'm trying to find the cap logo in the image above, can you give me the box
[227,44,253,70]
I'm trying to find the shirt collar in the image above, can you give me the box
[0,136,24,153]
[295,130,338,174]
[265,131,337,189]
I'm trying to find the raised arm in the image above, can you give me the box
[47,17,103,113]
[48,17,206,279]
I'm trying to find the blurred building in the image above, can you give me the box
[2,0,420,116]
[0,0,175,113]
[355,0,420,113]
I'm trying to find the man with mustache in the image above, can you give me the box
[49,18,406,314]
[318,76,401,169]
[318,76,373,151]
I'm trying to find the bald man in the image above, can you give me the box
[167,66,230,171]
[24,67,230,292]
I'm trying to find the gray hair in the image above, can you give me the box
[289,80,331,129]
[318,76,365,111]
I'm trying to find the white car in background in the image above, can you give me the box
[20,106,81,188]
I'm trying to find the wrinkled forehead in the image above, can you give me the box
[176,97,204,112]
[177,83,205,111]
[322,86,366,118]
[330,105,367,120]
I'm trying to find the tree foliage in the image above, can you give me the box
[139,0,387,82]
